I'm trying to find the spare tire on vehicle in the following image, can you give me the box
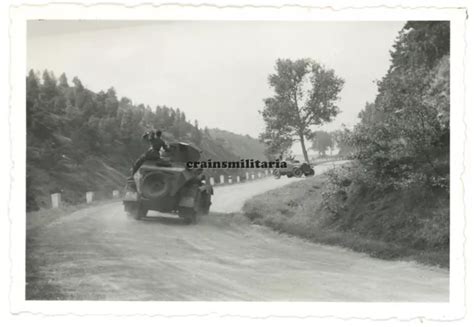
[141,173,170,199]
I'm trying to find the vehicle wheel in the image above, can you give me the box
[305,168,315,176]
[199,193,211,214]
[196,190,211,214]
[294,168,303,178]
[124,202,135,216]
[178,207,196,224]
[273,169,281,179]
[126,203,146,220]
[201,204,210,215]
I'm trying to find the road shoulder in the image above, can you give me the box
[242,174,449,269]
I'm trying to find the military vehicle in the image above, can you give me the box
[123,142,213,224]
[273,160,315,179]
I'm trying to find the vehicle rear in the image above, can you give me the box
[123,142,213,223]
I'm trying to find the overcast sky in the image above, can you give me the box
[28,20,404,146]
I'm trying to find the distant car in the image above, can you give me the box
[273,160,315,179]
[123,142,213,224]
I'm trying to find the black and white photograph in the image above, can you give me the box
[5,1,472,323]
[24,18,452,301]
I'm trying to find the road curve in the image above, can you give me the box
[26,162,449,301]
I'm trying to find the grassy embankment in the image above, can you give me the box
[242,168,449,268]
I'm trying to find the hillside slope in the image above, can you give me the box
[26,71,261,210]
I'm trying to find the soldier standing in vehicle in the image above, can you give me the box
[131,130,169,176]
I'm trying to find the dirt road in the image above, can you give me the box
[26,162,449,301]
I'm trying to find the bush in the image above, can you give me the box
[242,171,449,267]
[321,164,449,254]
[346,22,449,193]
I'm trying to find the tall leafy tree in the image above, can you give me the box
[310,131,333,157]
[58,73,69,88]
[260,58,344,162]
[26,70,40,129]
[41,70,58,98]
[331,127,353,157]
[192,119,203,145]
[259,127,293,160]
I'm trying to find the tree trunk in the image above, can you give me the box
[299,134,309,163]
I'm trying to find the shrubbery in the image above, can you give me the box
[343,21,450,193]
[323,21,450,220]
[321,164,449,251]
[243,172,449,267]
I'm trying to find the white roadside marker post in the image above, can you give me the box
[220,175,225,184]
[86,191,94,204]
[112,190,119,198]
[236,176,240,183]
[51,193,61,208]
[210,177,215,186]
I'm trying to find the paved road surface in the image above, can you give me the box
[26,162,449,301]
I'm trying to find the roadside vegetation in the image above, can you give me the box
[243,169,448,267]
[251,21,450,267]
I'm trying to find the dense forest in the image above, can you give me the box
[322,21,450,257]
[26,71,265,211]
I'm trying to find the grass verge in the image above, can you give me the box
[242,174,449,268]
